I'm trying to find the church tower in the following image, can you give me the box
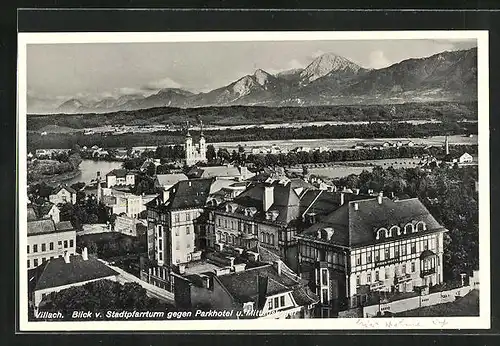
[199,120,207,161]
[185,121,194,166]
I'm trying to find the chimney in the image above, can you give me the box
[340,192,345,205]
[228,256,235,268]
[263,186,274,212]
[354,202,359,211]
[275,260,283,276]
[378,192,383,204]
[64,251,70,264]
[82,247,88,261]
[234,247,244,255]
[200,274,211,289]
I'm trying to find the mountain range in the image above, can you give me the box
[40,48,477,114]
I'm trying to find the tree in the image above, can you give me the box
[206,145,216,162]
[146,162,156,177]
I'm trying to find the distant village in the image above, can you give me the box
[26,123,479,320]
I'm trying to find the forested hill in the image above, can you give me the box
[27,102,477,131]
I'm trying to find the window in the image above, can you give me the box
[186,226,190,235]
[367,272,371,283]
[70,239,74,248]
[58,241,62,247]
[384,248,390,259]
[186,213,191,221]
[175,228,179,236]
[402,263,406,275]
[401,243,407,256]
[268,300,273,310]
[280,296,285,307]
[424,239,429,250]
[411,242,416,254]
[375,271,379,281]
[224,220,228,228]
[27,259,30,268]
[395,244,400,257]
[159,239,162,250]
[158,226,162,238]
[175,214,180,223]
[27,245,29,254]
[41,243,46,252]
[64,240,68,248]
[321,269,328,286]
[375,249,380,262]
[356,275,360,286]
[355,254,361,266]
[238,222,242,231]
[411,262,416,272]
[33,244,38,253]
[42,257,46,263]
[175,241,180,250]
[366,251,372,263]
[159,252,162,261]
[385,270,390,280]
[218,219,221,226]
[49,242,54,251]
[274,297,279,309]
[231,221,234,229]
[34,259,38,267]
[322,288,329,303]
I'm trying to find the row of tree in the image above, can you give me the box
[27,121,477,151]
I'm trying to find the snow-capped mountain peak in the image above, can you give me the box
[253,69,272,86]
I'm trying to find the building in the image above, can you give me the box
[27,219,76,270]
[184,122,207,167]
[30,249,119,312]
[114,215,147,237]
[458,152,474,163]
[144,178,236,289]
[173,261,318,319]
[106,169,136,188]
[154,173,189,192]
[48,184,77,205]
[295,195,447,317]
[187,165,253,181]
[210,178,322,271]
[101,189,151,219]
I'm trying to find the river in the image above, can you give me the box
[65,159,123,185]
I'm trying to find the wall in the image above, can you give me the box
[115,215,137,237]
[49,189,76,205]
[362,285,475,317]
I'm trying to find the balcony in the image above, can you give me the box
[420,267,436,278]
[369,281,385,291]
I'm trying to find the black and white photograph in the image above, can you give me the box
[17,30,490,330]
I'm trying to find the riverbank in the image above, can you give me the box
[28,166,81,185]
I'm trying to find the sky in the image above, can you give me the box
[26,38,477,111]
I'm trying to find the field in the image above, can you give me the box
[27,102,478,131]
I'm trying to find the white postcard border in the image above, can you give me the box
[17,30,490,331]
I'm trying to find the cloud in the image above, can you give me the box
[144,77,182,90]
[311,50,325,58]
[368,50,392,69]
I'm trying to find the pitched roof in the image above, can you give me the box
[27,205,38,221]
[37,202,57,217]
[106,169,132,178]
[27,219,56,235]
[158,179,215,210]
[52,184,76,195]
[55,221,74,231]
[300,197,445,248]
[34,255,118,290]
[155,173,188,187]
[189,166,241,179]
[217,178,317,225]
[216,264,299,304]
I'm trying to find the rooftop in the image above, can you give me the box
[188,166,242,179]
[155,173,188,187]
[34,254,118,291]
[299,197,445,248]
[28,219,73,236]
[106,169,133,178]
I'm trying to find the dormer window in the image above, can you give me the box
[415,221,426,232]
[404,223,414,234]
[389,225,400,237]
[375,228,389,240]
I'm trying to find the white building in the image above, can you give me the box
[459,152,474,163]
[185,122,207,167]
[106,169,136,187]
[49,185,77,205]
[27,219,76,270]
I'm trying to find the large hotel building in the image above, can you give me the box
[295,194,447,317]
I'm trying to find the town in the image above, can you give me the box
[26,121,480,320]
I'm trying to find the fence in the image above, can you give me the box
[363,285,474,317]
